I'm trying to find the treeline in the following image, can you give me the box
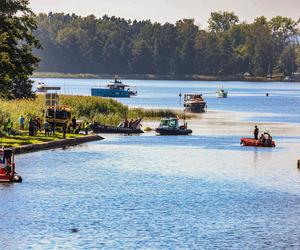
[35,12,300,77]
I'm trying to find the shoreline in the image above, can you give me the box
[32,72,300,82]
[11,134,104,155]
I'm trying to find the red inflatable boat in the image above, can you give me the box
[240,138,276,147]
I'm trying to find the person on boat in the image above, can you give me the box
[254,125,259,140]
[72,116,77,133]
[128,119,134,129]
[259,133,266,144]
[133,118,143,129]
[19,115,25,130]
[124,118,128,128]
[264,132,272,146]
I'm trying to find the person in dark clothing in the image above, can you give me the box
[50,123,56,136]
[128,119,133,129]
[62,123,67,139]
[44,121,50,136]
[259,133,266,144]
[124,118,128,128]
[254,125,259,140]
[72,116,77,133]
[28,118,35,136]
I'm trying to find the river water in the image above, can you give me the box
[1,79,300,249]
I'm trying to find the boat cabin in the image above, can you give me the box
[184,94,204,102]
[159,118,179,129]
[184,94,207,113]
[107,82,129,90]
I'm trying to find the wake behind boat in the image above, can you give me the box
[91,78,137,98]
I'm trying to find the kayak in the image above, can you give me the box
[155,127,193,136]
[90,124,143,134]
[240,138,276,147]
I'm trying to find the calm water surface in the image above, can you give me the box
[1,79,300,249]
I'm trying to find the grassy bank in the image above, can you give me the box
[0,95,186,128]
[0,95,188,146]
[32,71,298,82]
[0,131,83,148]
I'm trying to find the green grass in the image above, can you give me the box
[0,131,83,148]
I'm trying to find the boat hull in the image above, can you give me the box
[155,128,193,136]
[240,138,276,147]
[216,92,228,98]
[90,124,143,134]
[0,169,22,183]
[184,102,206,113]
[91,88,131,98]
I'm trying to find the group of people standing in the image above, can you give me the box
[2,114,91,140]
[120,118,142,130]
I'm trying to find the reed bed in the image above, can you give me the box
[0,95,188,131]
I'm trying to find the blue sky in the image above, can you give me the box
[29,0,299,26]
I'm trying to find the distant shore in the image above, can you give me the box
[32,72,300,82]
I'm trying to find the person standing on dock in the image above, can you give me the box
[254,125,259,140]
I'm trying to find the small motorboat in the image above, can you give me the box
[0,148,22,183]
[90,119,143,134]
[240,138,276,147]
[216,88,228,98]
[184,94,207,113]
[155,117,192,136]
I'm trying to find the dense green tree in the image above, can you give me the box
[33,12,299,78]
[208,11,239,33]
[0,0,40,99]
[280,45,297,76]
[245,17,274,76]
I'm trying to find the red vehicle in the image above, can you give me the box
[0,148,22,183]
[240,138,276,147]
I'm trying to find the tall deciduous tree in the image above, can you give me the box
[0,0,41,99]
[208,11,239,33]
